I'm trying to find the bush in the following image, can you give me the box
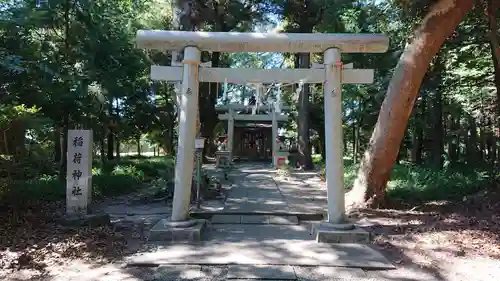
[318,157,492,205]
[0,156,174,207]
[387,164,491,204]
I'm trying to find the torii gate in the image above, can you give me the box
[136,31,389,233]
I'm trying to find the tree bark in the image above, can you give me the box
[59,113,69,181]
[467,115,478,164]
[297,53,314,170]
[54,126,61,162]
[353,121,359,163]
[99,131,105,165]
[486,0,500,170]
[107,130,114,160]
[348,0,474,208]
[431,57,444,169]
[201,52,220,161]
[115,136,120,159]
[136,135,141,156]
[412,94,425,165]
[448,115,458,165]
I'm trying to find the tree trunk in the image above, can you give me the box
[467,115,478,164]
[107,130,114,160]
[348,0,474,209]
[54,126,61,162]
[432,90,443,168]
[431,57,444,169]
[479,118,486,162]
[59,113,69,182]
[201,52,220,161]
[487,0,500,170]
[297,53,314,170]
[137,136,141,156]
[412,94,425,165]
[353,121,359,163]
[448,115,458,165]
[115,136,120,159]
[99,132,106,165]
[59,0,70,182]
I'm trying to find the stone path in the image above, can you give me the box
[128,163,395,275]
[213,163,327,217]
[222,164,291,213]
[28,263,433,281]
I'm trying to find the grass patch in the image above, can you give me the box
[0,156,174,207]
[318,157,492,204]
[387,164,491,204]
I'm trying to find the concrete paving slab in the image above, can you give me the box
[364,268,439,281]
[209,224,312,241]
[128,240,394,269]
[268,215,299,225]
[119,265,205,281]
[240,215,268,224]
[293,266,367,280]
[211,215,241,224]
[227,265,296,279]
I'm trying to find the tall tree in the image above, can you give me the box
[348,0,475,208]
[486,0,500,169]
[280,0,327,170]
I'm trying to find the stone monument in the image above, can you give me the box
[66,129,93,215]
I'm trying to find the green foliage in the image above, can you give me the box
[0,104,40,128]
[318,156,492,205]
[387,165,491,204]
[0,156,174,207]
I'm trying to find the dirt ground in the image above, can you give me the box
[352,188,500,280]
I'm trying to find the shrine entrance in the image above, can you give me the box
[235,125,272,161]
[136,30,389,227]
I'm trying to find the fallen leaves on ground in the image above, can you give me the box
[353,188,500,269]
[0,201,130,274]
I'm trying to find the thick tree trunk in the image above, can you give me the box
[107,130,114,160]
[487,0,500,170]
[115,136,120,159]
[297,53,314,170]
[431,57,444,169]
[201,52,220,161]
[348,0,474,209]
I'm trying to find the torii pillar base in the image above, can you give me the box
[147,217,207,242]
[312,222,371,244]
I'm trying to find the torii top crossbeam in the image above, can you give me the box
[136,30,389,53]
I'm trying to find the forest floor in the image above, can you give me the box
[352,187,500,280]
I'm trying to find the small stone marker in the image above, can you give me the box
[66,130,93,215]
[194,137,205,149]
